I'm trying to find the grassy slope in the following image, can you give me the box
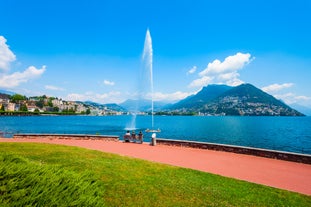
[0,142,310,207]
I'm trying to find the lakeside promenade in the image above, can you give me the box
[1,138,310,195]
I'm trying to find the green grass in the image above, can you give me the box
[0,143,310,207]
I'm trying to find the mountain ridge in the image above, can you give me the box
[120,99,169,112]
[0,84,305,116]
[170,84,232,110]
[168,83,304,116]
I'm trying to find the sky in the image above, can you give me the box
[0,0,311,107]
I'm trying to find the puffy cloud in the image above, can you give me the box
[66,91,122,103]
[187,66,197,75]
[274,93,311,105]
[148,91,192,102]
[199,53,252,76]
[0,36,46,88]
[0,36,16,71]
[0,65,46,88]
[217,71,244,86]
[295,95,311,101]
[263,83,310,107]
[188,76,214,88]
[189,52,253,88]
[217,72,237,81]
[225,77,244,87]
[45,85,65,91]
[261,83,294,93]
[103,80,115,86]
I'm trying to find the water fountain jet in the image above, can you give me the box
[142,29,160,145]
[124,29,160,144]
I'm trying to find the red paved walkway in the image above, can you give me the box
[1,138,311,195]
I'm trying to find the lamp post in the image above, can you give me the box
[145,128,161,146]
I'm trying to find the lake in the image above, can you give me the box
[0,115,310,155]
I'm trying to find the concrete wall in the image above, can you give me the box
[156,138,311,164]
[13,133,119,142]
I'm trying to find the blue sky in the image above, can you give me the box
[1,0,311,107]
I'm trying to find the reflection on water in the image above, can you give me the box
[0,115,310,154]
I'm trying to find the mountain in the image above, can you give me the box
[0,90,15,95]
[289,104,311,116]
[81,101,126,112]
[104,103,127,112]
[0,93,11,99]
[169,83,304,116]
[120,99,169,112]
[169,84,232,110]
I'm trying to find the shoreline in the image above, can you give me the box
[8,133,311,164]
[1,137,311,195]
[156,138,311,164]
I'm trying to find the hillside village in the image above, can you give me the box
[0,83,305,116]
[0,93,123,115]
[165,84,304,116]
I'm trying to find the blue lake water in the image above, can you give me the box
[0,115,310,155]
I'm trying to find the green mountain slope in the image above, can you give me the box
[169,84,304,116]
[170,85,232,110]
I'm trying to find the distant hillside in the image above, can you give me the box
[120,99,168,112]
[0,90,15,95]
[169,84,232,110]
[168,84,304,116]
[82,101,126,112]
[0,93,11,99]
[290,104,311,116]
[104,103,127,112]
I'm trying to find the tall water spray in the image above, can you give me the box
[125,29,155,131]
[142,29,154,128]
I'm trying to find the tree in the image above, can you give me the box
[33,108,40,114]
[86,108,91,115]
[36,100,44,109]
[11,94,26,103]
[0,105,4,111]
[20,104,28,112]
[68,108,75,113]
[48,100,53,107]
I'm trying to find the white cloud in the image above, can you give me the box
[0,65,46,88]
[261,83,294,93]
[189,52,253,88]
[189,76,214,88]
[66,91,122,103]
[0,36,46,88]
[147,91,192,102]
[187,66,197,75]
[0,36,16,71]
[45,85,65,91]
[274,93,311,105]
[295,96,311,101]
[226,77,244,87]
[263,83,310,107]
[199,52,252,76]
[103,80,115,86]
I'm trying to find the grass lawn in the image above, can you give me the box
[0,142,310,206]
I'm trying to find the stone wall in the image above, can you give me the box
[13,133,119,142]
[156,138,311,164]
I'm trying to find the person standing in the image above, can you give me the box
[131,131,136,142]
[138,131,143,144]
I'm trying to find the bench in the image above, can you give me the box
[124,134,143,144]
